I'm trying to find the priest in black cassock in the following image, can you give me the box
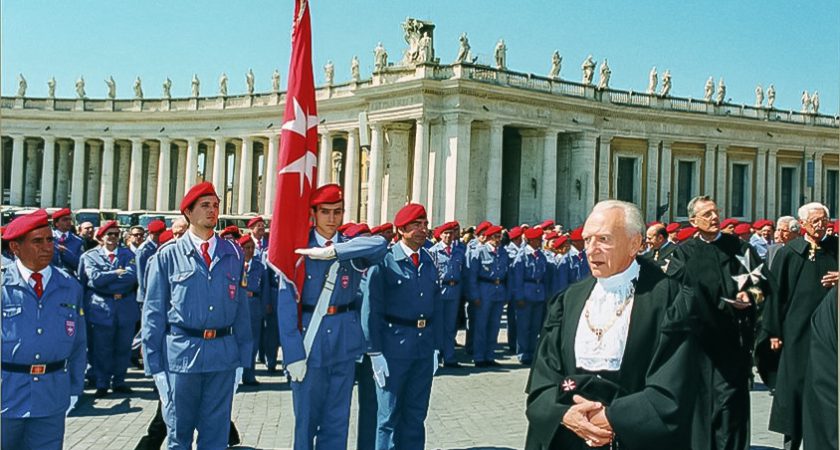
[803,286,838,450]
[763,202,838,450]
[525,200,699,450]
[644,223,678,268]
[667,195,772,450]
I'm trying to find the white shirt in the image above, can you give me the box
[100,246,118,263]
[313,230,337,247]
[16,259,53,292]
[187,230,217,259]
[574,260,640,371]
[398,240,419,260]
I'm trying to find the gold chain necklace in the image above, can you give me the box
[584,284,636,342]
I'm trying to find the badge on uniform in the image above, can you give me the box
[341,274,350,289]
[65,320,76,337]
[228,284,236,300]
[562,378,576,391]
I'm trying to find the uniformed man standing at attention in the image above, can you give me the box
[465,224,509,367]
[429,221,466,368]
[135,220,167,301]
[510,226,548,365]
[51,208,84,276]
[238,234,266,387]
[78,220,140,398]
[1,209,87,450]
[142,182,253,450]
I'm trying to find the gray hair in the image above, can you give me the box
[590,200,645,237]
[687,195,713,218]
[797,202,830,221]
[775,215,796,230]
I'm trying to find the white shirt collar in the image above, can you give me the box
[314,230,337,247]
[485,242,496,253]
[523,244,537,256]
[187,230,217,258]
[597,259,640,293]
[698,232,722,243]
[16,259,52,290]
[398,240,418,258]
[100,246,118,258]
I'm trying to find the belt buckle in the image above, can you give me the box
[247,292,254,297]
[494,279,501,285]
[417,319,426,329]
[30,364,46,375]
[326,306,337,315]
[113,294,123,300]
[203,329,217,340]
[448,281,456,286]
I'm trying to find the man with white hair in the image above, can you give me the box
[766,216,800,269]
[525,200,698,449]
[764,202,838,450]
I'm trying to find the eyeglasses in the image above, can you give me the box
[105,232,121,237]
[130,233,145,237]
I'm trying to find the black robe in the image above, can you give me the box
[645,241,678,268]
[764,235,838,439]
[524,258,698,450]
[668,233,773,450]
[803,286,838,450]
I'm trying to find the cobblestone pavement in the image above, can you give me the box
[66,330,784,450]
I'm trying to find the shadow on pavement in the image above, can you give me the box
[71,398,142,417]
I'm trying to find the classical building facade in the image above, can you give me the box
[2,22,838,228]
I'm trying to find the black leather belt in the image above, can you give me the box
[169,325,233,340]
[479,276,504,285]
[301,303,355,315]
[3,359,67,375]
[525,279,543,284]
[385,314,431,329]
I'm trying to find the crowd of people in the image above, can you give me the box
[2,182,838,450]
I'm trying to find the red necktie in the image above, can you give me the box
[108,253,116,264]
[201,242,212,267]
[31,272,44,298]
[411,253,420,267]
[325,240,333,247]
[445,245,451,256]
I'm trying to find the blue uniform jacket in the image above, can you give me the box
[276,232,388,367]
[78,247,140,327]
[429,241,466,301]
[134,239,159,302]
[749,234,770,260]
[1,265,86,418]
[546,253,570,298]
[510,247,548,302]
[466,244,510,302]
[52,232,84,275]
[567,250,591,283]
[141,235,252,375]
[362,244,444,359]
[242,256,266,301]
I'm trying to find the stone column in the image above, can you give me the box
[212,137,225,193]
[98,138,115,208]
[443,114,472,222]
[411,117,429,204]
[9,136,24,205]
[55,141,72,207]
[366,123,384,224]
[24,139,40,206]
[70,138,86,209]
[541,129,559,219]
[646,139,660,221]
[184,138,198,191]
[40,136,56,207]
[85,141,102,208]
[156,138,172,210]
[384,123,412,221]
[485,122,504,223]
[715,144,728,214]
[344,129,359,222]
[318,133,333,186]
[755,148,768,218]
[597,135,612,201]
[812,150,823,203]
[145,142,160,210]
[128,138,144,210]
[659,140,672,218]
[264,134,279,214]
[767,149,778,217]
[704,143,716,198]
[174,141,187,202]
[237,137,253,213]
[115,142,131,210]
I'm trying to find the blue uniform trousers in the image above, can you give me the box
[375,356,433,450]
[514,302,545,363]
[506,300,518,353]
[91,321,136,388]
[243,297,263,382]
[355,355,377,450]
[470,300,505,362]
[260,313,280,370]
[1,413,65,450]
[441,299,461,363]
[162,370,235,450]
[290,360,356,450]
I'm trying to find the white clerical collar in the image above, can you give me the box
[187,229,217,257]
[314,230,336,247]
[596,259,640,293]
[16,259,53,289]
[398,240,418,257]
[698,232,722,243]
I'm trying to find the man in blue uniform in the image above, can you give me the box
[51,208,84,276]
[247,217,269,255]
[78,220,140,398]
[135,220,166,302]
[504,226,524,354]
[430,221,466,368]
[466,224,509,367]
[546,235,571,299]
[566,227,591,283]
[362,203,443,450]
[276,183,388,450]
[142,181,252,450]
[510,226,548,365]
[1,209,86,450]
[238,235,266,386]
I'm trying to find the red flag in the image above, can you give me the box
[268,0,319,297]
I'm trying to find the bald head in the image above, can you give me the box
[645,223,668,251]
[171,217,189,238]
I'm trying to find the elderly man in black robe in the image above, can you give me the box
[803,286,838,450]
[525,200,699,450]
[764,202,838,450]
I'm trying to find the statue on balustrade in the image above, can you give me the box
[548,51,562,79]
[219,73,228,96]
[48,77,56,98]
[246,69,255,95]
[755,84,764,107]
[715,78,726,105]
[495,39,507,70]
[331,151,344,183]
[401,17,423,64]
[647,66,658,94]
[374,42,388,71]
[324,61,334,85]
[455,33,471,63]
[597,59,611,89]
[801,90,811,113]
[812,91,820,114]
[418,32,433,63]
[766,84,776,109]
[272,69,281,93]
[133,77,143,99]
[659,70,671,97]
[162,78,172,99]
[581,55,596,85]
[75,76,86,99]
[191,74,200,97]
[704,76,714,102]
[105,76,116,99]
[351,56,360,81]
[16,74,27,97]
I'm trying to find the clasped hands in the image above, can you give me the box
[562,394,613,447]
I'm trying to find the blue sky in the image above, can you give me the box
[2,1,838,114]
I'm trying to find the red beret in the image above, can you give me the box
[665,223,680,233]
[3,209,49,241]
[96,220,119,238]
[432,226,443,240]
[337,222,355,234]
[524,226,544,240]
[544,231,559,241]
[720,218,739,229]
[475,221,492,235]
[833,220,839,233]
[734,223,752,235]
[394,203,427,228]
[677,227,697,242]
[753,219,772,229]
[552,235,569,249]
[569,227,584,241]
[483,225,503,237]
[159,230,174,245]
[540,219,555,229]
[310,183,343,207]
[247,216,264,228]
[180,182,219,214]
[508,226,523,240]
[439,222,458,234]
[147,220,166,234]
[220,225,240,238]
[52,208,72,220]
[237,235,254,247]
[371,223,393,235]
[345,223,371,238]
